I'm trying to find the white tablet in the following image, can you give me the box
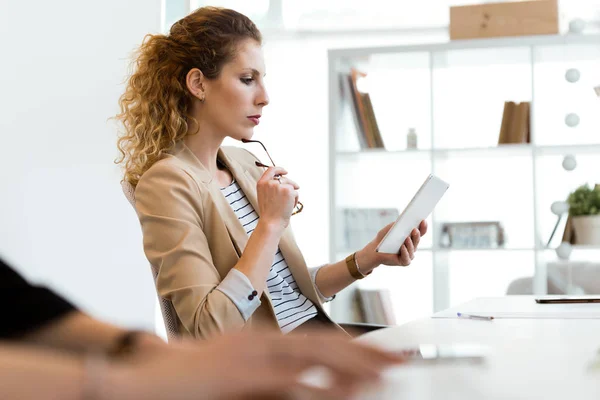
[376,174,449,254]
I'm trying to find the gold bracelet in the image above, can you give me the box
[345,252,371,280]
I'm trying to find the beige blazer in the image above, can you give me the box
[135,142,336,339]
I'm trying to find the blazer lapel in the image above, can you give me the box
[206,182,250,256]
[217,149,279,317]
[215,148,259,255]
[175,144,251,257]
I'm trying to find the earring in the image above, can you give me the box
[199,93,205,103]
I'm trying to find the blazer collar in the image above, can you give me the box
[172,142,245,185]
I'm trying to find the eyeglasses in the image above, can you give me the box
[241,138,304,216]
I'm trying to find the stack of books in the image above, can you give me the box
[498,101,531,144]
[343,68,385,149]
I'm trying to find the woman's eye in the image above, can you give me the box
[241,77,254,85]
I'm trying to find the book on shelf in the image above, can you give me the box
[343,68,385,149]
[439,221,505,249]
[357,288,396,325]
[343,69,368,149]
[338,208,399,251]
[497,101,530,145]
[361,92,385,148]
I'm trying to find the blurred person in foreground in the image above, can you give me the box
[0,256,403,399]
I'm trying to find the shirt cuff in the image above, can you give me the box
[309,265,336,303]
[216,269,261,321]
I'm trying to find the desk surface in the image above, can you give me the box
[353,297,600,399]
[433,295,600,319]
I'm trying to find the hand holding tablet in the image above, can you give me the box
[376,175,449,254]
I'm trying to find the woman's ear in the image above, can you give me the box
[186,68,206,102]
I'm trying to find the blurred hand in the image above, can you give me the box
[356,220,428,273]
[256,166,299,231]
[106,330,404,400]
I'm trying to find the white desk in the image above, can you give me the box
[352,297,600,399]
[433,295,600,319]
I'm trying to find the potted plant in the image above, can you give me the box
[567,183,600,245]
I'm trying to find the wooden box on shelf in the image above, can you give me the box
[450,0,558,40]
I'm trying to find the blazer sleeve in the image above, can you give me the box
[135,163,248,339]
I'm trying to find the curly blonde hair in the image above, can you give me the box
[115,7,262,186]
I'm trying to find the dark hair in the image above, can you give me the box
[115,7,262,186]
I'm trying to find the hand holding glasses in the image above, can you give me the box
[241,138,304,216]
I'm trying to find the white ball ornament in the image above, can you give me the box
[569,18,586,34]
[556,242,572,260]
[565,113,580,127]
[562,155,577,171]
[565,68,580,83]
[550,201,569,215]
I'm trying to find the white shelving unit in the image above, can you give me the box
[328,33,600,323]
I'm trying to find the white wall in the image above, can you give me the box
[0,0,162,331]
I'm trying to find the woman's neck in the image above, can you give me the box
[183,132,223,177]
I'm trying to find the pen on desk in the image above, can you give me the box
[457,312,494,321]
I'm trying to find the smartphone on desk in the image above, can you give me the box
[398,344,489,365]
[535,295,600,304]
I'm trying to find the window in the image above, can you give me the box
[190,0,270,24]
[281,0,475,31]
[178,1,600,34]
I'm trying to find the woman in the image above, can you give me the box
[116,7,427,339]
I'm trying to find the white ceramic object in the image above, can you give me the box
[406,128,418,149]
[572,215,600,245]
[569,18,586,34]
[562,155,577,171]
[551,201,569,216]
[565,68,580,83]
[565,113,580,127]
[556,241,573,260]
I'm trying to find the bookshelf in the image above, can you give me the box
[327,33,600,324]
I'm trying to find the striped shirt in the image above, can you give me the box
[220,180,318,333]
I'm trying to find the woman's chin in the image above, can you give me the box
[238,131,255,142]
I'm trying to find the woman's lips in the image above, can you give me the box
[247,116,260,125]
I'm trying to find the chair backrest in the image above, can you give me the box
[121,180,180,340]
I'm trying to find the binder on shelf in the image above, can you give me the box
[498,101,516,144]
[361,92,384,148]
[511,102,530,144]
[344,68,384,149]
[498,101,530,145]
[343,69,369,149]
